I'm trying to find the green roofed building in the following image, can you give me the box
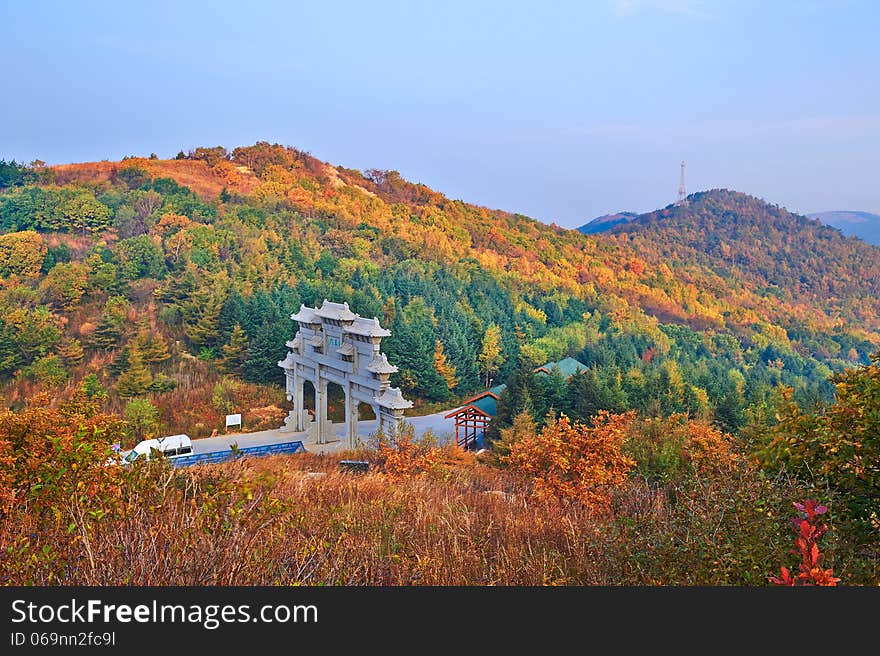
[445,383,507,450]
[533,357,588,379]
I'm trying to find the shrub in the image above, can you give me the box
[624,414,737,484]
[756,357,880,547]
[770,499,840,586]
[370,423,442,478]
[0,231,46,277]
[19,354,68,387]
[124,398,161,447]
[505,412,635,511]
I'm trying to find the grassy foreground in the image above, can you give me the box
[1,447,871,586]
[1,394,875,586]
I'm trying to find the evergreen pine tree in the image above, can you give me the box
[244,323,286,385]
[108,346,130,376]
[140,334,171,364]
[58,337,84,366]
[444,320,480,394]
[89,315,122,351]
[244,289,281,335]
[564,369,593,421]
[486,363,537,441]
[491,410,537,460]
[715,385,746,433]
[218,289,247,343]
[185,295,222,349]
[540,367,568,416]
[220,324,249,376]
[116,347,152,398]
[387,301,449,402]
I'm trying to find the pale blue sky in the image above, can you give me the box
[1,0,877,226]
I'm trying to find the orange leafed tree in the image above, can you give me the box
[677,418,738,476]
[373,425,442,479]
[505,411,635,511]
[0,438,15,514]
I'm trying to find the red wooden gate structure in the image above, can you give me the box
[445,384,506,449]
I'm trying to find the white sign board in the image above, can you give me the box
[225,413,242,428]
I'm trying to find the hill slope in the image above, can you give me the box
[809,210,880,245]
[605,189,880,328]
[0,150,878,440]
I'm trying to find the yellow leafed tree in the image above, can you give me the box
[478,323,503,387]
[433,340,459,390]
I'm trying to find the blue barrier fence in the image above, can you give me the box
[170,440,306,467]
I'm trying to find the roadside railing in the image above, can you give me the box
[170,440,306,467]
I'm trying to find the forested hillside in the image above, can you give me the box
[608,190,880,326]
[0,148,877,441]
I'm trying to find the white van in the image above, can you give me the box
[121,434,193,465]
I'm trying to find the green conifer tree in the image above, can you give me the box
[58,337,85,366]
[116,347,152,398]
[89,315,122,351]
[219,324,249,376]
[140,334,171,364]
[185,295,222,349]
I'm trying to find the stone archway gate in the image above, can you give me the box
[278,300,413,448]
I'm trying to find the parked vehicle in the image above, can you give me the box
[120,434,193,465]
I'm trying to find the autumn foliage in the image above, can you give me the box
[757,357,880,544]
[0,397,872,585]
[371,426,443,478]
[623,413,738,483]
[0,396,126,583]
[770,499,840,586]
[505,411,635,511]
[2,147,877,458]
[1,147,879,585]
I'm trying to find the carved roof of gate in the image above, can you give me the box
[315,299,358,321]
[345,316,391,337]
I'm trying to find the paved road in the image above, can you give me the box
[191,409,459,456]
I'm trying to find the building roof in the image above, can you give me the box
[533,357,588,378]
[445,383,507,419]
[458,383,507,406]
[336,342,355,356]
[488,383,507,397]
[308,334,323,347]
[345,316,391,338]
[375,386,413,410]
[291,304,320,324]
[471,394,499,417]
[367,352,398,374]
[314,299,358,322]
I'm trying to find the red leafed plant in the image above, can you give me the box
[770,499,840,586]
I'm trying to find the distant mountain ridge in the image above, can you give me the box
[582,205,880,247]
[596,189,880,326]
[809,210,880,245]
[578,211,637,234]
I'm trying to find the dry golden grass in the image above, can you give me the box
[5,445,857,586]
[50,158,259,200]
[2,403,873,586]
